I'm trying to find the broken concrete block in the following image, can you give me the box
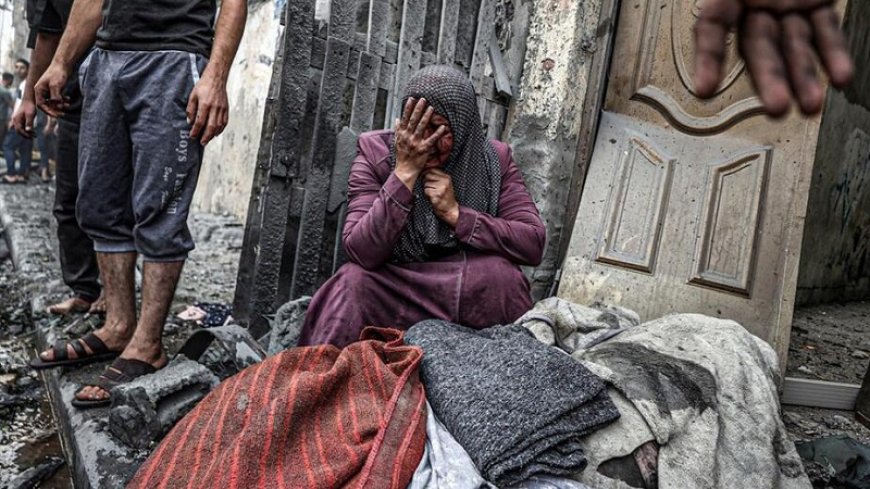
[268,296,311,354]
[108,357,219,449]
[177,324,267,375]
[7,456,64,489]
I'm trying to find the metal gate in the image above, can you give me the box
[234,0,521,334]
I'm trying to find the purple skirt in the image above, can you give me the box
[298,251,533,347]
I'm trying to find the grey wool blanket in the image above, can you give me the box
[405,320,620,487]
[519,298,811,489]
[408,401,595,489]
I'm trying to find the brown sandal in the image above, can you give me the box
[71,358,158,409]
[29,333,120,370]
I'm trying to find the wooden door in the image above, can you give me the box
[558,0,827,360]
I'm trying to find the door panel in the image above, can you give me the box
[559,0,824,359]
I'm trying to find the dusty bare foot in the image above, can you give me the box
[47,296,92,315]
[87,293,107,315]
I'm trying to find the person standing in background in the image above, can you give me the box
[3,59,32,184]
[33,0,248,408]
[34,108,50,182]
[41,114,57,183]
[10,0,104,313]
[0,73,15,153]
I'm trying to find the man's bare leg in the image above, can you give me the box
[87,290,107,314]
[77,260,182,401]
[40,252,136,361]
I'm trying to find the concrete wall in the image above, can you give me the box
[1,0,30,73]
[192,0,334,222]
[503,0,606,298]
[192,1,281,221]
[195,0,609,257]
[796,0,870,306]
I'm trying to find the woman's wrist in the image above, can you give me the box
[394,162,421,190]
[444,206,460,228]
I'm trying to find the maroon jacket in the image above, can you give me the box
[343,129,546,269]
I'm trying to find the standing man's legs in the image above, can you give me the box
[3,130,31,182]
[3,130,19,179]
[75,50,205,402]
[18,135,32,180]
[38,51,136,365]
[48,118,102,314]
[0,120,9,155]
[36,124,48,178]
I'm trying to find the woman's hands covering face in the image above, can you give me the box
[394,98,449,190]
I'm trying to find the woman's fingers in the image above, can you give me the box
[423,125,448,146]
[407,98,428,133]
[810,7,854,88]
[415,107,434,137]
[782,13,823,114]
[400,97,416,130]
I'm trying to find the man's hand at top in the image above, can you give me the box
[34,63,71,118]
[694,0,854,117]
[186,0,247,145]
[187,72,229,146]
[11,97,36,138]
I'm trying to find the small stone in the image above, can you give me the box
[797,365,813,374]
[825,415,851,428]
[851,350,869,360]
[15,376,34,388]
[782,412,804,426]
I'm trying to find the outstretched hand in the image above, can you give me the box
[694,0,854,116]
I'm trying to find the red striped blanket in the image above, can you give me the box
[128,328,427,489]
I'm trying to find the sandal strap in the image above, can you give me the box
[80,333,109,354]
[98,358,157,387]
[69,339,87,358]
[82,358,159,395]
[52,341,70,361]
[96,374,122,392]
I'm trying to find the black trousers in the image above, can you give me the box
[54,118,100,301]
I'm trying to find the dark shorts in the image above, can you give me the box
[77,48,207,261]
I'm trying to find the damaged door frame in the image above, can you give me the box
[555,0,869,416]
[550,0,621,297]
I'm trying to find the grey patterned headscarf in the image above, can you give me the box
[390,65,502,263]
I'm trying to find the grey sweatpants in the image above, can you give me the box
[77,48,207,261]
